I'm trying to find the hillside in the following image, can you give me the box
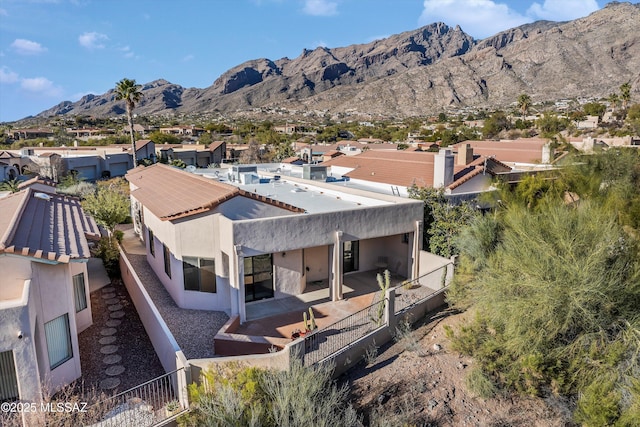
[36,2,640,120]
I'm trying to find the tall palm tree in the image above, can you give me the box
[517,93,531,119]
[608,93,619,111]
[115,78,143,166]
[620,82,631,110]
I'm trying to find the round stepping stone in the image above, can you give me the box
[99,336,117,345]
[106,320,122,327]
[108,304,123,311]
[105,298,119,305]
[101,293,116,299]
[100,328,117,336]
[101,287,115,293]
[105,365,125,376]
[100,345,118,355]
[103,354,122,365]
[110,311,125,319]
[100,377,120,390]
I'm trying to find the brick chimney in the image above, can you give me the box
[434,149,454,188]
[457,143,473,165]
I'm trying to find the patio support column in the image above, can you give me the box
[411,220,422,280]
[230,244,246,323]
[331,230,343,301]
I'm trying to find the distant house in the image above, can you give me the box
[159,126,205,137]
[8,128,54,140]
[0,189,100,402]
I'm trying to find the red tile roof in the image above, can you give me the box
[453,138,547,164]
[322,149,511,189]
[126,164,304,221]
[0,189,99,262]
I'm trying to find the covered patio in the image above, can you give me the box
[235,269,406,339]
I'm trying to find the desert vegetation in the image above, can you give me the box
[447,148,640,425]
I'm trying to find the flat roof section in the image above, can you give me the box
[196,169,401,214]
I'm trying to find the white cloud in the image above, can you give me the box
[119,45,136,59]
[311,40,327,48]
[302,0,338,16]
[182,54,195,62]
[20,77,62,97]
[78,32,108,49]
[419,0,529,39]
[0,67,19,84]
[527,0,599,21]
[11,39,47,55]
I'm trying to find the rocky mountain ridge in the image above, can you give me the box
[35,2,640,120]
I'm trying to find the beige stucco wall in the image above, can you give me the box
[0,256,87,401]
[31,262,82,392]
[0,275,42,403]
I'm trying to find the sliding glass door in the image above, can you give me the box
[244,254,274,302]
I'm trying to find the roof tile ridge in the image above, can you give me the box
[0,189,32,250]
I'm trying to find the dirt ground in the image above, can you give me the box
[341,309,577,427]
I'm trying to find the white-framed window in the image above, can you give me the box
[183,257,216,293]
[44,314,73,369]
[73,273,87,312]
[0,350,19,402]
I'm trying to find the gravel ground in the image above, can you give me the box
[77,277,165,393]
[124,253,229,359]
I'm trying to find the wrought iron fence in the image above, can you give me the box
[394,264,449,314]
[51,368,187,427]
[303,298,387,366]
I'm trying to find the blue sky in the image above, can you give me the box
[0,0,632,122]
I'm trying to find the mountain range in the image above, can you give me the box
[38,1,640,120]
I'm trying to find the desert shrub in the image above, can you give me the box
[180,359,360,427]
[574,377,620,427]
[466,366,497,399]
[96,236,120,277]
[57,181,96,198]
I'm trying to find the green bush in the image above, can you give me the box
[96,237,120,278]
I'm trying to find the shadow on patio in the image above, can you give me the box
[235,270,406,340]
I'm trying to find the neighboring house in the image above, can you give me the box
[0,161,18,181]
[157,142,225,167]
[0,151,26,175]
[126,164,423,323]
[9,143,155,181]
[0,189,100,403]
[320,144,512,199]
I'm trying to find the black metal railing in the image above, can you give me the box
[51,368,187,427]
[303,298,387,366]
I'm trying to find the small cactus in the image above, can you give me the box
[309,307,317,330]
[303,307,317,331]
